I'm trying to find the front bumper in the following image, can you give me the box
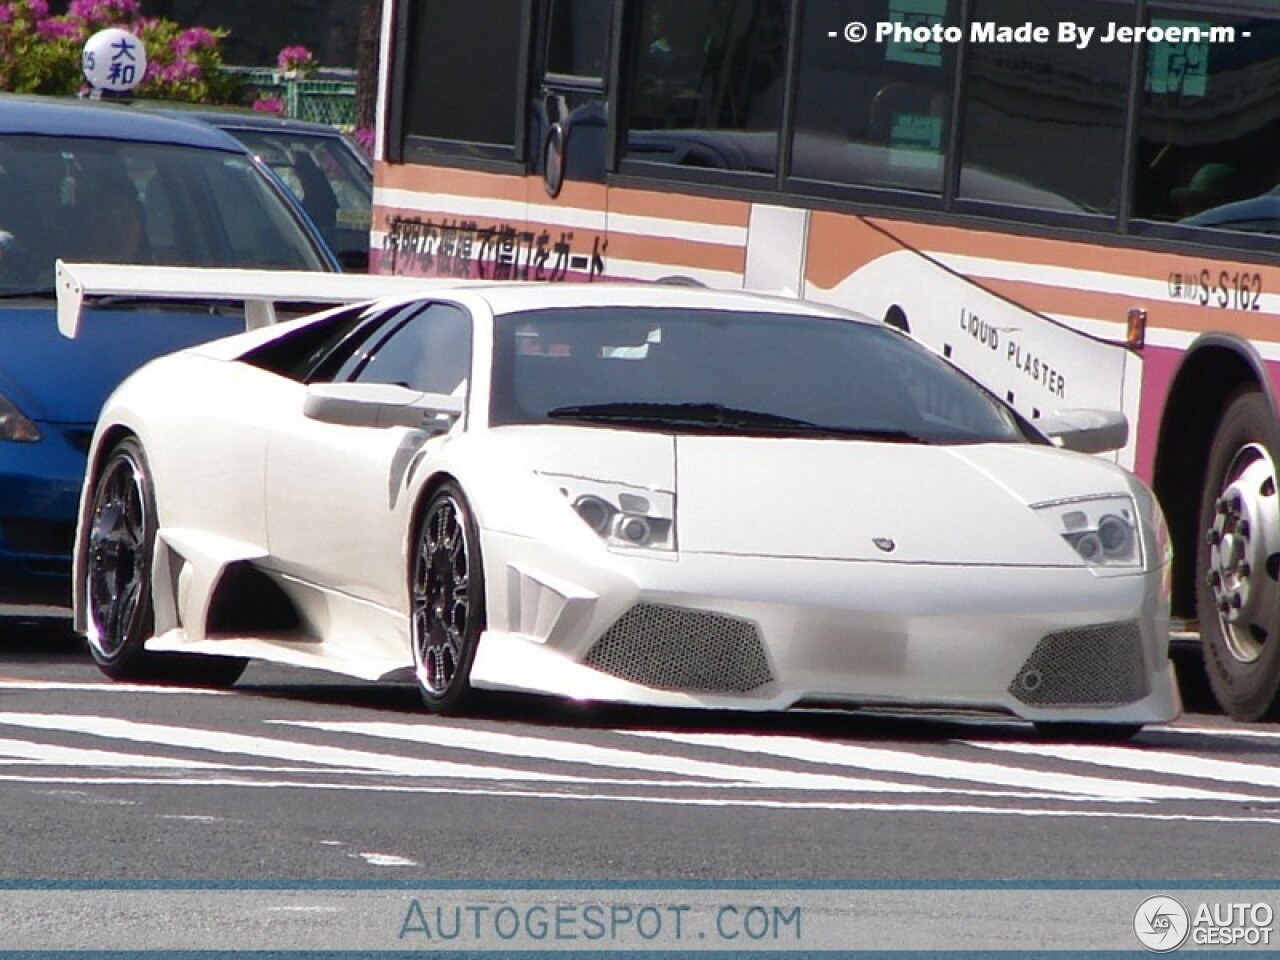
[471,533,1179,725]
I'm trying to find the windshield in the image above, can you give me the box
[490,306,1026,444]
[0,135,328,294]
[227,127,372,266]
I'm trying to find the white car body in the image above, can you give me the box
[72,279,1180,729]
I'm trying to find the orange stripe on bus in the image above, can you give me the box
[608,187,749,227]
[805,212,915,289]
[873,218,1280,287]
[377,163,529,204]
[606,233,745,274]
[978,277,1278,339]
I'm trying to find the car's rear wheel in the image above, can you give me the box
[411,482,486,714]
[85,437,245,687]
[1195,388,1280,721]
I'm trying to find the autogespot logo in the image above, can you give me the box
[1134,896,1190,952]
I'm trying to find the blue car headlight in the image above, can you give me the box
[0,392,40,442]
[1034,494,1141,568]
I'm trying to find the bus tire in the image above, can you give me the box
[1195,388,1280,721]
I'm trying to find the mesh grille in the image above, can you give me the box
[583,603,773,693]
[1009,621,1149,706]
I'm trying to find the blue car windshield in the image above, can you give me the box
[490,306,1028,445]
[0,134,328,293]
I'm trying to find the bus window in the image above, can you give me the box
[620,0,789,175]
[958,0,1129,214]
[398,0,526,158]
[533,0,612,191]
[546,0,609,80]
[1133,10,1280,235]
[791,0,956,195]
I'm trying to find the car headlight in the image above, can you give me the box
[0,393,40,442]
[1034,494,1141,568]
[549,476,675,551]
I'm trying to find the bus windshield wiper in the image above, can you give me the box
[545,402,927,441]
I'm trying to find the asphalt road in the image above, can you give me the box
[0,621,1273,891]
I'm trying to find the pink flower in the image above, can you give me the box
[36,17,81,40]
[69,0,139,22]
[276,44,314,72]
[253,95,286,115]
[172,25,216,56]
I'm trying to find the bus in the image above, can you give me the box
[370,0,1280,722]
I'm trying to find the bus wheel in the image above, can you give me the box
[1196,388,1280,721]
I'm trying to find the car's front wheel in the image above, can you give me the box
[85,436,245,687]
[411,482,486,714]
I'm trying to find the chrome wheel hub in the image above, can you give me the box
[412,497,470,695]
[1207,443,1280,663]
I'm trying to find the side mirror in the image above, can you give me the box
[303,382,464,435]
[1037,409,1128,454]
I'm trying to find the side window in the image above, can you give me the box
[791,0,957,194]
[533,0,613,190]
[546,0,609,79]
[399,0,525,156]
[1132,11,1280,233]
[958,0,1130,213]
[620,0,789,175]
[344,302,473,397]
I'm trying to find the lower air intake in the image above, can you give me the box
[583,603,773,693]
[1009,620,1149,707]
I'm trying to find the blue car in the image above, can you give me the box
[0,94,337,618]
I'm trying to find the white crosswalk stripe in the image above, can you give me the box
[0,703,1275,822]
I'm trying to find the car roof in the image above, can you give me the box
[152,105,346,138]
[0,93,246,151]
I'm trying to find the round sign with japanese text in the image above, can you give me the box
[82,28,147,94]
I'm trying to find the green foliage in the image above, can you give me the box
[0,0,248,104]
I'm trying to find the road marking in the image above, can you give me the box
[615,730,1271,803]
[278,720,1092,801]
[0,680,230,695]
[0,736,225,769]
[968,740,1280,792]
[0,713,592,784]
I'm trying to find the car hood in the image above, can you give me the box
[499,427,1138,565]
[0,304,243,423]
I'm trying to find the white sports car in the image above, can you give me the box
[72,280,1180,736]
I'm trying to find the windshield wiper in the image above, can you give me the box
[545,402,926,441]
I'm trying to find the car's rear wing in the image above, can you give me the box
[55,260,466,339]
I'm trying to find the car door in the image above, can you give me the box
[262,300,474,612]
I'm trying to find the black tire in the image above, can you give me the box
[410,482,486,714]
[1195,388,1280,721]
[84,437,246,688]
[1033,722,1144,743]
